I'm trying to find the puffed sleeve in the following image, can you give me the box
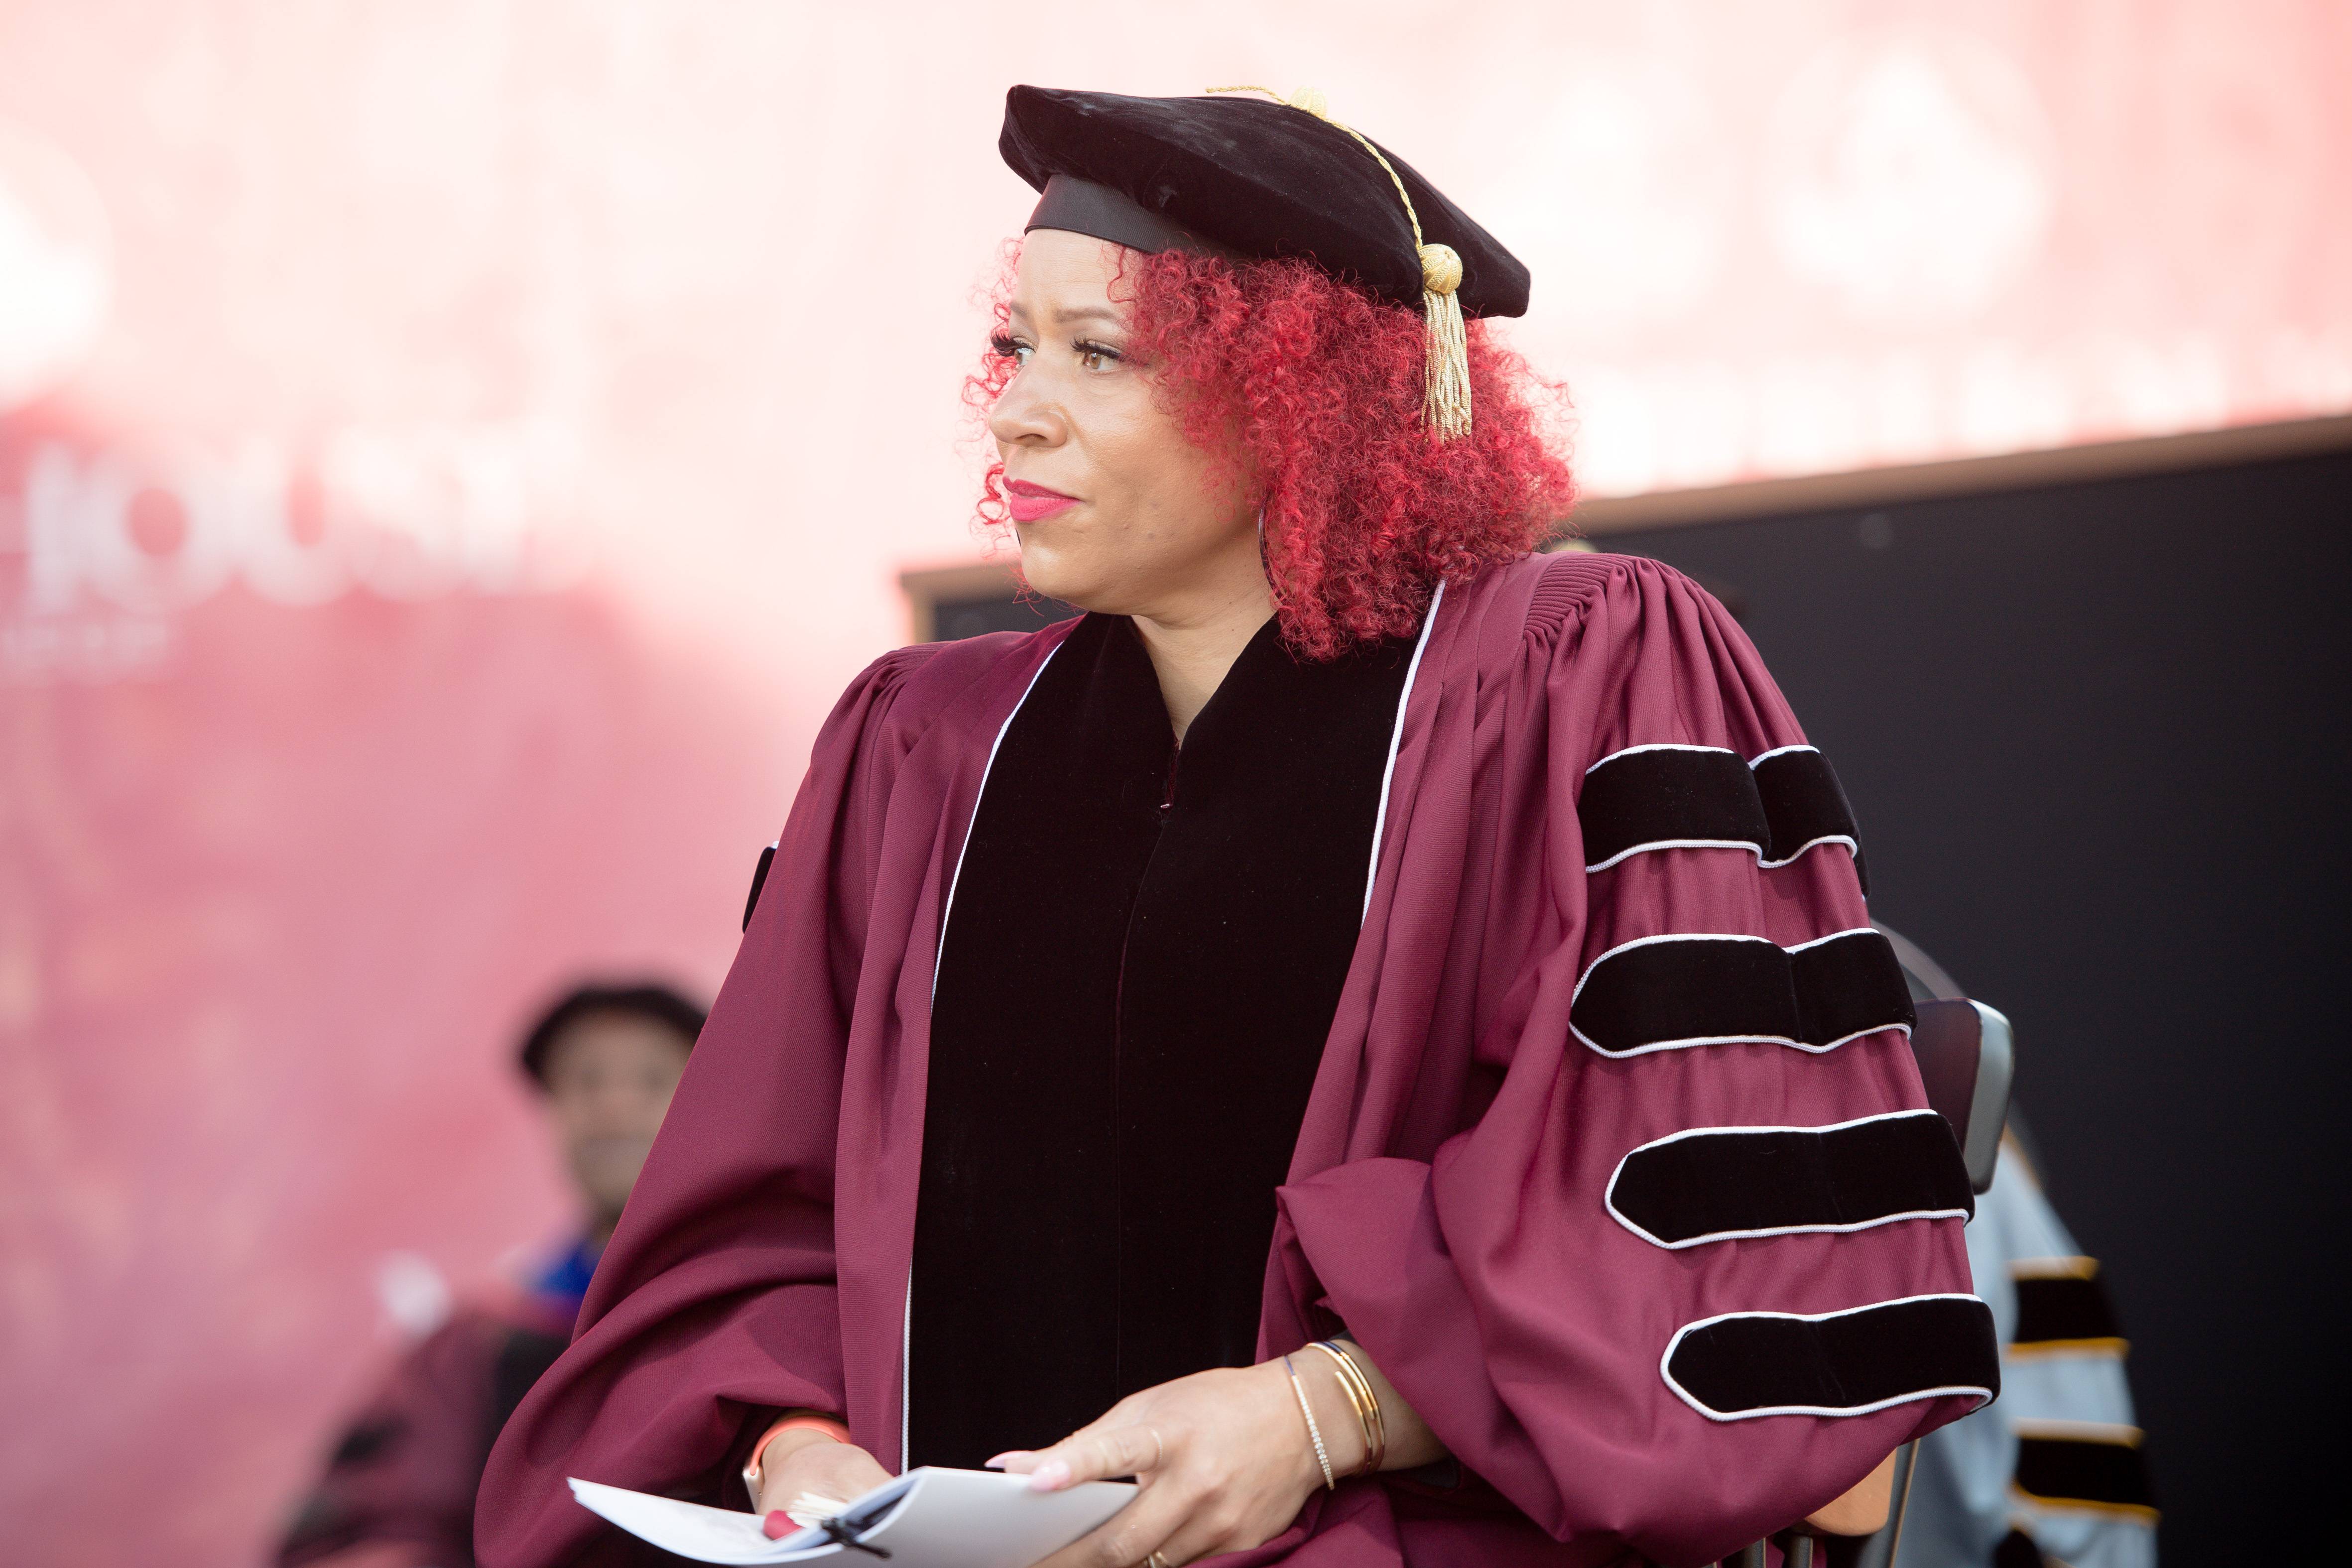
[1278,557,1996,1565]
[476,645,938,1568]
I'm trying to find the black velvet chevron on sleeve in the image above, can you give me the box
[1750,746,1864,884]
[1607,1110,1974,1248]
[742,844,776,933]
[1663,1295,1999,1420]
[1578,746,1769,871]
[1570,929,1915,1058]
[1796,927,1916,1045]
[1577,743,1865,888]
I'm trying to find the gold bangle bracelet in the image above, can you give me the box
[1310,1340,1385,1476]
[1332,1342,1386,1474]
[1311,1342,1381,1476]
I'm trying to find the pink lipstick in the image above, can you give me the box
[1004,479,1079,523]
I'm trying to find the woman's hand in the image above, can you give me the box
[994,1360,1336,1568]
[748,1428,893,1533]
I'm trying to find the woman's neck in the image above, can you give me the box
[1129,570,1275,743]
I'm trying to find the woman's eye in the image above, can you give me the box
[990,334,1033,367]
[1075,340,1125,372]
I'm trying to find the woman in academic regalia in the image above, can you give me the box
[479,87,1999,1568]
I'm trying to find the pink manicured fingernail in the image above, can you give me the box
[762,1512,795,1539]
[984,1451,1020,1470]
[1027,1458,1070,1491]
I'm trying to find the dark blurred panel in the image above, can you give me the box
[931,593,1079,642]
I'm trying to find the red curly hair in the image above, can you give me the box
[966,243,1576,659]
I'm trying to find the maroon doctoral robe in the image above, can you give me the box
[477,550,1995,1568]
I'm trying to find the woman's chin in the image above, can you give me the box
[1014,552,1105,614]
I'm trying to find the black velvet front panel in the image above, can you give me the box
[910,614,1411,1469]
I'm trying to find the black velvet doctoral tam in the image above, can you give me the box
[999,85,1531,319]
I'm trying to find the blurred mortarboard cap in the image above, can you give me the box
[999,84,1529,438]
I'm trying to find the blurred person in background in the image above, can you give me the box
[277,983,706,1568]
[1899,1129,2157,1568]
[1874,935,2156,1568]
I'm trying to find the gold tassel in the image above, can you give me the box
[1418,242,1471,441]
[1209,85,1474,441]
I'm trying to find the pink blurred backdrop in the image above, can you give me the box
[2,3,2347,1564]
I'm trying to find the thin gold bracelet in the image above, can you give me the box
[1309,1341,1379,1476]
[1282,1353,1337,1490]
[1310,1340,1385,1476]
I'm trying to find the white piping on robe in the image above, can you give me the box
[1363,579,1445,925]
[899,1276,912,1473]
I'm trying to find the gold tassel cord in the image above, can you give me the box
[1417,244,1472,441]
[1208,85,1474,441]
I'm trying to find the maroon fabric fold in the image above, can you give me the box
[479,553,1983,1568]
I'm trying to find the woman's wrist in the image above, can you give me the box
[1268,1352,1370,1483]
[1321,1338,1449,1473]
[744,1415,850,1510]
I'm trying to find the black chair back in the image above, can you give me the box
[1910,998,2014,1195]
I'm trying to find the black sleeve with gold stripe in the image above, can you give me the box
[2011,1422,2157,1519]
[2010,1256,2127,1356]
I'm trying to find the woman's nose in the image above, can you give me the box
[989,371,1067,448]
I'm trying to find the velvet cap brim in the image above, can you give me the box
[999,85,1530,319]
[1027,174,1242,260]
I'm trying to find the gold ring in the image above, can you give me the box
[1146,1554,1171,1568]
